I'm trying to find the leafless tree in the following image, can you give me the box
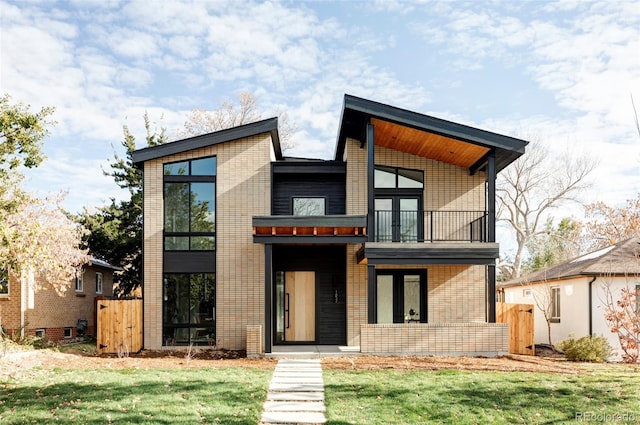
[178,91,296,150]
[497,140,598,279]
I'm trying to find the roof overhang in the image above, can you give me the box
[335,94,527,174]
[131,117,281,166]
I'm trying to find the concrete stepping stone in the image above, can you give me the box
[261,359,327,424]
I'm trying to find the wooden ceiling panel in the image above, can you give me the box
[372,118,490,169]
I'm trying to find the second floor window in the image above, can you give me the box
[293,198,325,216]
[75,269,84,292]
[96,272,103,294]
[164,157,216,251]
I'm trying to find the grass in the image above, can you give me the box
[324,364,640,425]
[0,367,271,424]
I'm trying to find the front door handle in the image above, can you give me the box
[285,293,290,329]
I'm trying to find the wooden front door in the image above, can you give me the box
[284,271,316,342]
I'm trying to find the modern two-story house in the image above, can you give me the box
[132,95,528,355]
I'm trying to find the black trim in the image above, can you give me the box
[273,162,346,174]
[487,151,496,243]
[367,122,375,242]
[264,244,273,353]
[132,117,281,165]
[358,243,499,265]
[488,264,496,323]
[367,265,376,323]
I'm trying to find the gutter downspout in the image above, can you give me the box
[588,276,597,336]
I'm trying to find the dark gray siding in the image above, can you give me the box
[272,173,346,215]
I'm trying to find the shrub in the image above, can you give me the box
[557,335,613,362]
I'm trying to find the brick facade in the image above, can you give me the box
[0,265,114,341]
[142,134,271,350]
[360,323,508,356]
[343,138,493,350]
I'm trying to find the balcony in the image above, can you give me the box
[374,210,488,243]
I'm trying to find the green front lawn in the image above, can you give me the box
[0,367,271,424]
[324,365,640,425]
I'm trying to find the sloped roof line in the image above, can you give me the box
[131,117,281,165]
[500,238,640,287]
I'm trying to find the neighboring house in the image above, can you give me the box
[0,258,120,341]
[131,94,528,355]
[499,238,640,360]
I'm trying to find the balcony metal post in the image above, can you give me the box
[487,151,496,243]
[366,122,375,242]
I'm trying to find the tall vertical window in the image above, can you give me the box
[163,273,216,346]
[95,272,103,294]
[164,157,216,251]
[0,268,8,296]
[551,287,561,323]
[75,269,84,292]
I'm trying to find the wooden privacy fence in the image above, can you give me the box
[96,297,143,355]
[496,302,535,355]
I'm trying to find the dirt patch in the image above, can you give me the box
[322,355,583,374]
[1,347,581,381]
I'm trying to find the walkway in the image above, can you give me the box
[260,359,326,425]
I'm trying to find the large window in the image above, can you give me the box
[163,273,216,346]
[164,157,216,251]
[376,271,426,323]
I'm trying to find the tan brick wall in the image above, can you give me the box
[375,145,486,211]
[0,266,114,340]
[428,265,486,323]
[246,324,263,357]
[360,323,508,356]
[343,138,489,346]
[143,134,272,350]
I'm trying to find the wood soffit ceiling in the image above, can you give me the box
[372,118,490,169]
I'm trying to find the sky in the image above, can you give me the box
[1,0,639,257]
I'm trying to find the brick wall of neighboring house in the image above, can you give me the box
[143,133,272,350]
[343,138,490,347]
[0,271,22,336]
[0,265,114,341]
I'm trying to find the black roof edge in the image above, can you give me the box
[335,94,528,162]
[131,117,281,166]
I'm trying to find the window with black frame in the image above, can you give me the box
[163,273,216,346]
[374,165,424,242]
[376,271,427,323]
[163,157,216,251]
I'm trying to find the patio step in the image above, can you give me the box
[260,359,326,424]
